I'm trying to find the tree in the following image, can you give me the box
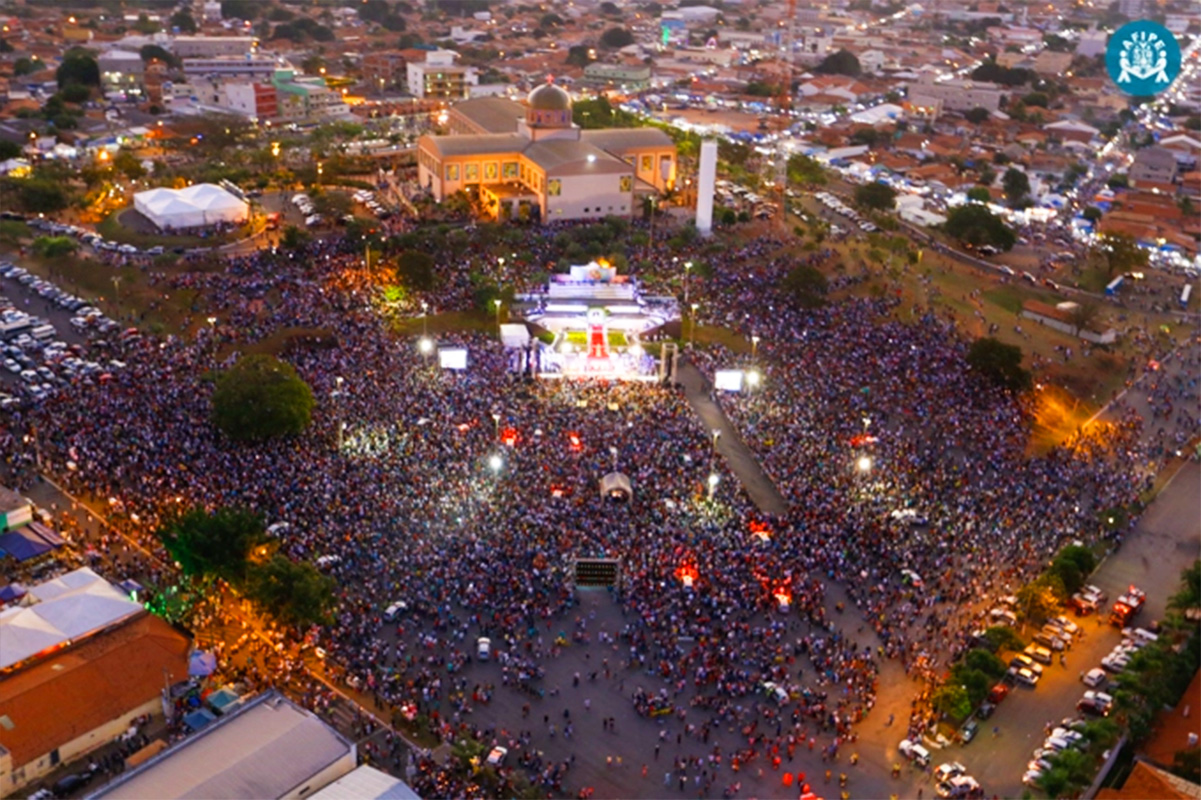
[786,153,827,186]
[59,83,90,104]
[159,506,265,582]
[600,27,634,48]
[211,354,315,441]
[31,236,78,259]
[566,45,593,68]
[782,263,828,309]
[1016,575,1065,623]
[931,683,972,720]
[966,337,1031,393]
[0,140,22,161]
[1038,748,1094,797]
[1094,232,1147,278]
[246,555,336,628]
[112,150,146,181]
[15,180,69,214]
[980,625,1025,654]
[964,649,1007,679]
[855,182,897,211]
[1001,167,1031,208]
[1049,544,1097,596]
[12,57,36,76]
[55,48,100,90]
[540,12,563,27]
[280,225,309,250]
[396,250,436,291]
[1173,747,1201,784]
[943,204,1017,251]
[221,0,260,19]
[140,43,177,67]
[815,48,861,76]
[1082,206,1103,223]
[849,127,882,146]
[966,186,991,203]
[1168,560,1201,615]
[947,666,993,707]
[170,9,198,33]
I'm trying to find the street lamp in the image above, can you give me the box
[711,429,721,452]
[420,300,429,338]
[418,336,433,355]
[856,455,872,473]
[746,369,760,389]
[493,298,503,329]
[492,412,501,439]
[690,303,699,349]
[751,334,760,362]
[333,376,345,451]
[707,472,719,500]
[489,454,503,473]
[683,260,692,307]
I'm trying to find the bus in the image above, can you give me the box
[1182,283,1193,308]
[1105,276,1124,296]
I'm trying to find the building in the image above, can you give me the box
[416,84,676,223]
[581,63,652,92]
[134,184,249,231]
[447,96,523,135]
[90,691,357,800]
[98,50,146,92]
[0,574,191,795]
[308,765,421,800]
[406,49,473,100]
[170,35,257,58]
[362,51,408,91]
[0,486,31,532]
[223,82,278,120]
[907,73,1004,114]
[271,70,351,121]
[1129,147,1179,188]
[1076,29,1110,59]
[1020,300,1117,344]
[183,55,281,81]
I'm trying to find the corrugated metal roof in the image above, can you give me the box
[92,692,355,800]
[580,128,674,152]
[309,766,421,800]
[420,133,524,157]
[451,96,524,133]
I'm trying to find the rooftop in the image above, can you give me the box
[451,96,524,134]
[0,613,190,767]
[91,691,356,800]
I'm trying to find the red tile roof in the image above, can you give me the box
[0,613,190,767]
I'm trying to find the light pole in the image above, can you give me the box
[493,298,502,331]
[751,334,760,362]
[421,300,429,338]
[498,256,505,282]
[111,275,122,310]
[689,303,698,349]
[648,195,657,250]
[683,260,692,307]
[856,455,872,473]
[207,315,217,356]
[492,412,501,440]
[707,472,719,501]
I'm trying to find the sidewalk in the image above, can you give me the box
[676,360,788,515]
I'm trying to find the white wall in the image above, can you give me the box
[545,173,632,220]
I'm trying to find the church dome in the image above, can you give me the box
[528,83,572,111]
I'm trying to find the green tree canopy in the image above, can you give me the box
[1017,574,1066,623]
[600,27,634,48]
[786,153,827,186]
[980,625,1025,654]
[14,179,70,214]
[960,107,989,124]
[815,48,861,76]
[964,648,1008,679]
[139,43,178,67]
[943,204,1017,251]
[1094,231,1148,278]
[246,555,337,628]
[55,48,100,89]
[1002,167,1031,208]
[782,263,828,309]
[170,9,198,33]
[221,0,260,18]
[159,506,266,581]
[396,250,436,291]
[966,186,992,203]
[854,182,897,211]
[31,236,78,259]
[1049,545,1097,595]
[931,683,972,720]
[966,337,1031,393]
[211,354,315,441]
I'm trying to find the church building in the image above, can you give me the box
[416,83,677,223]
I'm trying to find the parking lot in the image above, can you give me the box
[0,261,129,409]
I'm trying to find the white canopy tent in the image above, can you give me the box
[134,183,248,230]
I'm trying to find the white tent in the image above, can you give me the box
[134,183,248,230]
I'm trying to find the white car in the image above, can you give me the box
[3,358,19,373]
[1049,615,1080,636]
[1083,668,1107,688]
[934,762,967,782]
[477,637,492,661]
[486,745,508,766]
[899,739,931,767]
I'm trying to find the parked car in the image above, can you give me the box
[960,719,979,744]
[477,636,492,661]
[899,739,931,767]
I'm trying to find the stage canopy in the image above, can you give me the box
[134,183,248,230]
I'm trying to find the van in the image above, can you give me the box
[30,324,55,340]
[1130,628,1158,645]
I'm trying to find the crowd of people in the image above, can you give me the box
[1,211,1187,798]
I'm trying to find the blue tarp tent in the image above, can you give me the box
[0,523,64,562]
[183,708,217,732]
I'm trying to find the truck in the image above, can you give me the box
[1109,585,1146,627]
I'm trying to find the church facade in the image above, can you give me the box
[416,84,677,223]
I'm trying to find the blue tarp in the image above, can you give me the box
[0,523,64,562]
[183,708,217,732]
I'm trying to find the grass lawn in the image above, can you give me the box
[391,309,495,338]
[15,252,198,335]
[236,327,336,357]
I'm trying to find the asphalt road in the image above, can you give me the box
[0,265,100,396]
